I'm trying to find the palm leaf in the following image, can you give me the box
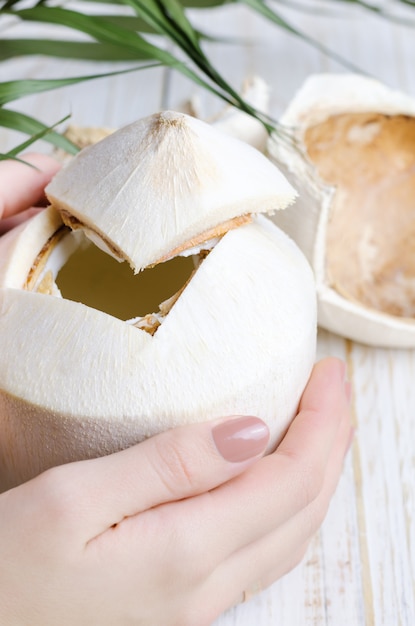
[124,0,276,127]
[0,113,73,163]
[7,2,276,130]
[0,65,159,105]
[0,39,150,62]
[0,109,77,153]
[74,0,230,6]
[1,0,414,156]
[0,62,159,158]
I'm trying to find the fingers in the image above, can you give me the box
[195,530,310,618]
[0,207,43,236]
[16,355,350,599]
[276,356,349,476]
[104,357,351,610]
[205,381,353,612]
[186,359,353,616]
[5,357,351,626]
[25,415,270,542]
[0,153,61,220]
[164,358,352,565]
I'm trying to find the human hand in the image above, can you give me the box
[0,154,352,624]
[0,358,352,626]
[0,152,61,235]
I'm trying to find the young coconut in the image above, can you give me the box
[268,73,415,348]
[0,111,316,492]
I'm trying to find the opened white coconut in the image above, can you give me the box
[0,111,316,492]
[268,73,415,348]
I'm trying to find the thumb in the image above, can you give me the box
[41,416,269,540]
[0,153,60,220]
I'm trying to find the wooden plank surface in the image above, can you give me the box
[1,3,415,624]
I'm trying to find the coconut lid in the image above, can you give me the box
[45,110,296,273]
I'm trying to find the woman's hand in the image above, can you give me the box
[0,152,61,235]
[0,358,352,626]
[0,154,353,625]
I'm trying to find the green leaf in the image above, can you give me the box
[73,0,230,6]
[1,113,73,159]
[0,39,150,62]
[7,0,414,156]
[0,64,158,106]
[0,108,78,154]
[100,13,159,32]
[8,3,270,128]
[122,0,201,52]
[125,0,276,130]
[158,0,203,47]
[8,6,183,64]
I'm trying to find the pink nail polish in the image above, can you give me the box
[212,416,270,463]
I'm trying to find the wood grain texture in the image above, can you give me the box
[1,2,414,624]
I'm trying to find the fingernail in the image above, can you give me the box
[212,416,270,463]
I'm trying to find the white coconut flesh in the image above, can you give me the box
[0,111,318,489]
[303,112,415,319]
[38,109,298,330]
[45,111,296,273]
[23,219,214,332]
[0,211,316,471]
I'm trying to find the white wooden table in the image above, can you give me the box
[1,3,414,624]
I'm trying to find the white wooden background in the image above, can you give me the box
[1,2,415,624]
